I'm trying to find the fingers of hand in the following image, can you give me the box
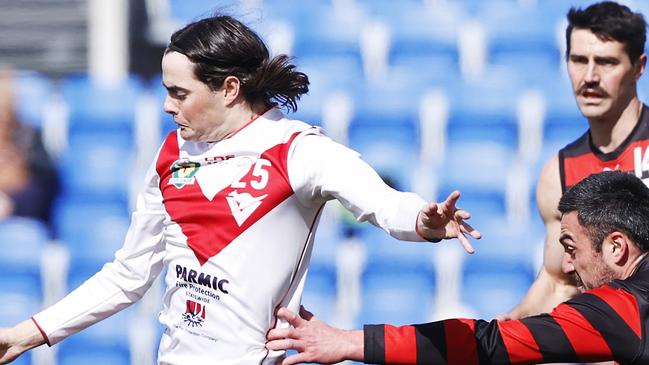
[457,234,475,254]
[267,328,292,341]
[443,190,461,209]
[277,308,303,327]
[266,338,298,352]
[460,221,481,239]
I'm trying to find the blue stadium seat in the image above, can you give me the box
[61,74,144,137]
[58,309,133,365]
[359,268,435,326]
[481,5,562,72]
[0,217,49,293]
[58,131,134,202]
[302,264,337,323]
[436,141,514,223]
[347,77,423,191]
[14,70,55,129]
[540,77,587,158]
[291,4,367,61]
[461,219,537,319]
[358,0,462,66]
[53,199,130,272]
[360,229,436,274]
[292,55,364,126]
[446,68,521,149]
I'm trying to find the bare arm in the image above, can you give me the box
[501,156,580,319]
[0,320,46,364]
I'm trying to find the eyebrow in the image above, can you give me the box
[162,82,189,93]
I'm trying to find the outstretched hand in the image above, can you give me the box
[0,328,21,364]
[266,307,363,365]
[417,190,481,253]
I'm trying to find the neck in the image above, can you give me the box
[589,97,643,153]
[215,102,270,141]
[622,251,649,279]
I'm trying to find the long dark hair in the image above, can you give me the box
[167,15,309,112]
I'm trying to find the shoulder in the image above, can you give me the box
[536,155,562,221]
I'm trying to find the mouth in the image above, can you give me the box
[580,89,606,101]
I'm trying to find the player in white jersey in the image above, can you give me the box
[0,15,481,365]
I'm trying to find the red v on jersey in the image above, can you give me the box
[156,132,297,265]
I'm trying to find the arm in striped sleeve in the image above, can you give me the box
[364,284,642,364]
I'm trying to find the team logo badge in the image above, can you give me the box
[183,300,206,327]
[169,159,201,188]
[226,190,268,226]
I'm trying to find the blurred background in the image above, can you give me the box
[2,0,649,364]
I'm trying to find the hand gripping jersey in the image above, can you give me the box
[32,109,426,364]
[560,104,649,192]
[364,255,649,364]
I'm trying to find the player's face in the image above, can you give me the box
[567,28,643,122]
[559,211,616,291]
[161,51,228,142]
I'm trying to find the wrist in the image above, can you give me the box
[341,329,364,362]
[415,212,442,243]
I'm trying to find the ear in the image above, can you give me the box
[603,231,629,265]
[222,76,241,105]
[634,53,646,81]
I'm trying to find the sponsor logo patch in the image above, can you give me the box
[183,300,206,327]
[169,159,201,188]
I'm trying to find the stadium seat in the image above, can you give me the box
[436,141,514,225]
[359,0,462,67]
[290,3,367,61]
[61,73,144,137]
[446,67,521,149]
[57,131,135,203]
[14,70,55,129]
[359,267,435,326]
[0,218,49,301]
[461,217,537,319]
[302,263,337,323]
[57,308,133,365]
[53,199,130,275]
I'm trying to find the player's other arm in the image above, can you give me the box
[0,319,46,364]
[502,156,580,319]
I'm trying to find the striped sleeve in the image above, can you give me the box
[363,285,642,364]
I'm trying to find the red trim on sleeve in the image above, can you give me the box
[551,303,612,361]
[444,319,478,365]
[384,325,417,364]
[30,317,51,347]
[498,320,543,363]
[589,285,641,339]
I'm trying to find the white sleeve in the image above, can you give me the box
[32,160,167,345]
[289,132,426,241]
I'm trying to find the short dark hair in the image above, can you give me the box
[558,171,649,252]
[565,1,647,63]
[167,15,309,112]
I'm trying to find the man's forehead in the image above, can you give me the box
[569,28,627,55]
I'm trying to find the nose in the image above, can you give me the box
[561,252,575,275]
[584,61,600,85]
[163,95,177,115]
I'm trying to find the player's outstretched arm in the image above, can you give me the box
[416,190,482,253]
[0,319,46,364]
[498,157,580,320]
[266,307,363,365]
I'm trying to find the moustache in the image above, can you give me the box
[577,85,608,97]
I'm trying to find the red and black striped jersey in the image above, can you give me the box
[364,255,649,364]
[559,105,649,193]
